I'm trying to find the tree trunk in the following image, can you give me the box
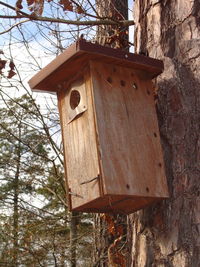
[96,0,129,50]
[12,140,21,267]
[70,211,79,267]
[128,1,200,266]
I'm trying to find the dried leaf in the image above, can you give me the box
[26,0,35,6]
[113,253,126,266]
[59,0,73,12]
[26,0,44,16]
[9,60,15,71]
[76,5,84,14]
[7,70,16,79]
[116,224,123,236]
[0,60,7,71]
[109,224,116,235]
[16,0,23,9]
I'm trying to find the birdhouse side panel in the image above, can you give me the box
[90,61,168,198]
[57,73,101,209]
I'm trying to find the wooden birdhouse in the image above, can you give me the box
[29,40,169,214]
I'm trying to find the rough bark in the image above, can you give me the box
[129,1,200,266]
[96,0,129,50]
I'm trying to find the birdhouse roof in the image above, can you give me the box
[28,40,164,93]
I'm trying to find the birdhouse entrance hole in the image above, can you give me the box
[67,78,87,123]
[70,90,81,110]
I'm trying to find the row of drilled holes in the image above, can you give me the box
[70,77,151,110]
[107,76,151,95]
[107,75,159,193]
[70,76,161,194]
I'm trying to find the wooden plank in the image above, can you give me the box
[57,90,71,209]
[90,61,169,198]
[28,40,163,93]
[72,195,162,214]
[57,70,101,209]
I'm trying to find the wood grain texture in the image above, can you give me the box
[57,89,71,208]
[90,61,168,198]
[53,59,168,213]
[57,71,101,209]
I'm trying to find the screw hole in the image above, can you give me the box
[146,187,149,192]
[132,83,138,90]
[70,90,81,110]
[120,80,126,87]
[154,132,157,137]
[107,77,112,83]
[147,89,151,95]
[126,184,130,189]
[158,163,162,167]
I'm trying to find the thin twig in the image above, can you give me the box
[0,15,134,26]
[0,19,30,35]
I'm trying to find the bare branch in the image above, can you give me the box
[0,19,30,35]
[0,14,134,27]
[0,1,30,17]
[0,1,134,37]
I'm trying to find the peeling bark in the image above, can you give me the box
[129,1,200,266]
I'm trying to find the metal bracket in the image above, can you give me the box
[69,191,83,199]
[80,175,99,185]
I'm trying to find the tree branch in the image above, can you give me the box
[0,1,134,36]
[0,1,30,16]
[0,14,134,27]
[0,19,30,35]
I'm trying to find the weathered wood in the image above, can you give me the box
[29,40,168,214]
[56,61,168,214]
[57,71,101,209]
[90,61,168,198]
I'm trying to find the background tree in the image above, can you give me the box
[0,93,95,266]
[128,1,200,266]
[0,94,64,266]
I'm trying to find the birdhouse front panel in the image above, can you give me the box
[57,70,101,209]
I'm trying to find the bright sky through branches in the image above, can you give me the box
[0,0,134,101]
